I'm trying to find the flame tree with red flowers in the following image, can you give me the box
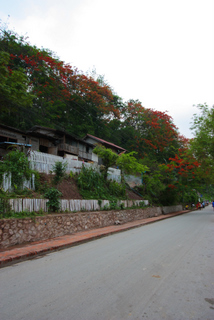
[162,144,201,204]
[0,27,120,136]
[119,99,180,162]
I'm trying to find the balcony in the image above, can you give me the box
[78,150,92,161]
[58,143,78,155]
[58,143,93,161]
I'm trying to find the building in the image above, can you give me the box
[83,134,126,154]
[26,126,97,162]
[0,124,31,159]
[0,124,126,165]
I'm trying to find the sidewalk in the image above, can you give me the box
[0,210,189,267]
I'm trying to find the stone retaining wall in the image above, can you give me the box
[162,205,182,214]
[0,207,162,248]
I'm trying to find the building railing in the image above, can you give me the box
[58,143,78,155]
[78,150,92,161]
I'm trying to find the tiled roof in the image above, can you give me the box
[84,134,126,151]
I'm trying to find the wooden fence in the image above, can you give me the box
[8,199,149,213]
[1,173,35,192]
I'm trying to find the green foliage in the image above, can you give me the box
[0,149,32,189]
[190,103,214,184]
[33,171,42,192]
[181,189,198,204]
[52,161,67,185]
[93,145,148,182]
[135,160,166,205]
[119,99,179,162]
[69,171,74,179]
[1,209,44,219]
[102,204,110,211]
[8,188,34,198]
[143,172,165,205]
[77,166,126,200]
[159,186,179,206]
[139,201,147,207]
[44,187,62,212]
[107,180,126,198]
[93,145,118,180]
[120,202,125,210]
[98,199,102,208]
[0,51,34,127]
[1,26,212,206]
[109,200,120,210]
[116,151,148,175]
[0,197,12,218]
[0,26,118,133]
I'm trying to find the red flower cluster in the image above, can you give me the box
[8,50,119,119]
[167,149,200,179]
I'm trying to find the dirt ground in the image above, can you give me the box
[125,189,143,200]
[57,177,83,199]
[39,173,143,200]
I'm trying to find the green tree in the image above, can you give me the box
[52,161,67,185]
[0,51,34,128]
[190,104,214,185]
[116,151,148,177]
[190,104,214,161]
[0,26,120,133]
[93,145,148,181]
[93,145,118,180]
[120,99,179,162]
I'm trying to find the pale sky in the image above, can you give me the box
[0,0,213,138]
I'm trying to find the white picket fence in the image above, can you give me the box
[7,198,148,213]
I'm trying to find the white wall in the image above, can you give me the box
[28,151,121,182]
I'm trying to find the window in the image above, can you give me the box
[39,145,48,153]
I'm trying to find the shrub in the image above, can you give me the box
[0,198,12,218]
[120,202,125,210]
[109,200,120,210]
[0,150,32,190]
[77,166,127,200]
[52,161,67,185]
[45,187,62,212]
[98,199,102,208]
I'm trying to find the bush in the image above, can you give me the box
[0,149,32,189]
[109,200,120,210]
[45,187,62,212]
[159,187,179,206]
[0,198,12,218]
[77,166,127,200]
[52,161,67,185]
[107,180,126,198]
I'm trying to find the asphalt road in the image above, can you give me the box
[0,207,214,320]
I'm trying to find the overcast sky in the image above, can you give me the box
[0,0,213,138]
